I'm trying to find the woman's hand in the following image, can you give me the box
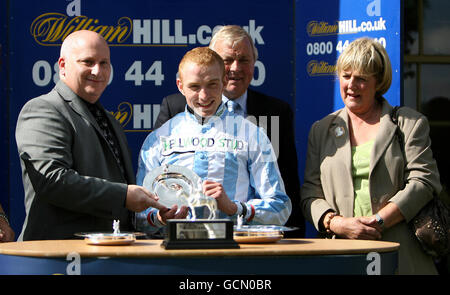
[330,215,382,240]
[157,205,189,224]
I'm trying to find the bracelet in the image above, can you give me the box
[323,212,339,234]
[239,202,248,219]
[0,213,10,226]
[375,213,385,230]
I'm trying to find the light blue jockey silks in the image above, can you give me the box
[135,103,291,234]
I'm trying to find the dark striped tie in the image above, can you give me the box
[86,103,126,177]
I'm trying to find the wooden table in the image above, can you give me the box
[0,238,399,275]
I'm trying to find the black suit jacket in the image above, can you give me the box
[154,89,305,237]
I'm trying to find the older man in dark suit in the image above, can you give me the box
[154,25,304,237]
[15,30,164,241]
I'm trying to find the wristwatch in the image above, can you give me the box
[375,213,384,230]
[239,202,248,219]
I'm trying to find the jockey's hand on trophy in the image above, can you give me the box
[202,180,237,216]
[157,205,189,225]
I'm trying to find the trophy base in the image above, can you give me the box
[162,219,239,249]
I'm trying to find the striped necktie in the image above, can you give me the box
[227,100,240,114]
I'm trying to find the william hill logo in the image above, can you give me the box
[108,102,161,132]
[111,102,133,128]
[31,12,264,47]
[30,13,132,45]
[307,21,338,37]
[307,60,336,77]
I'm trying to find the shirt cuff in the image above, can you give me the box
[146,209,166,228]
[233,201,255,222]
